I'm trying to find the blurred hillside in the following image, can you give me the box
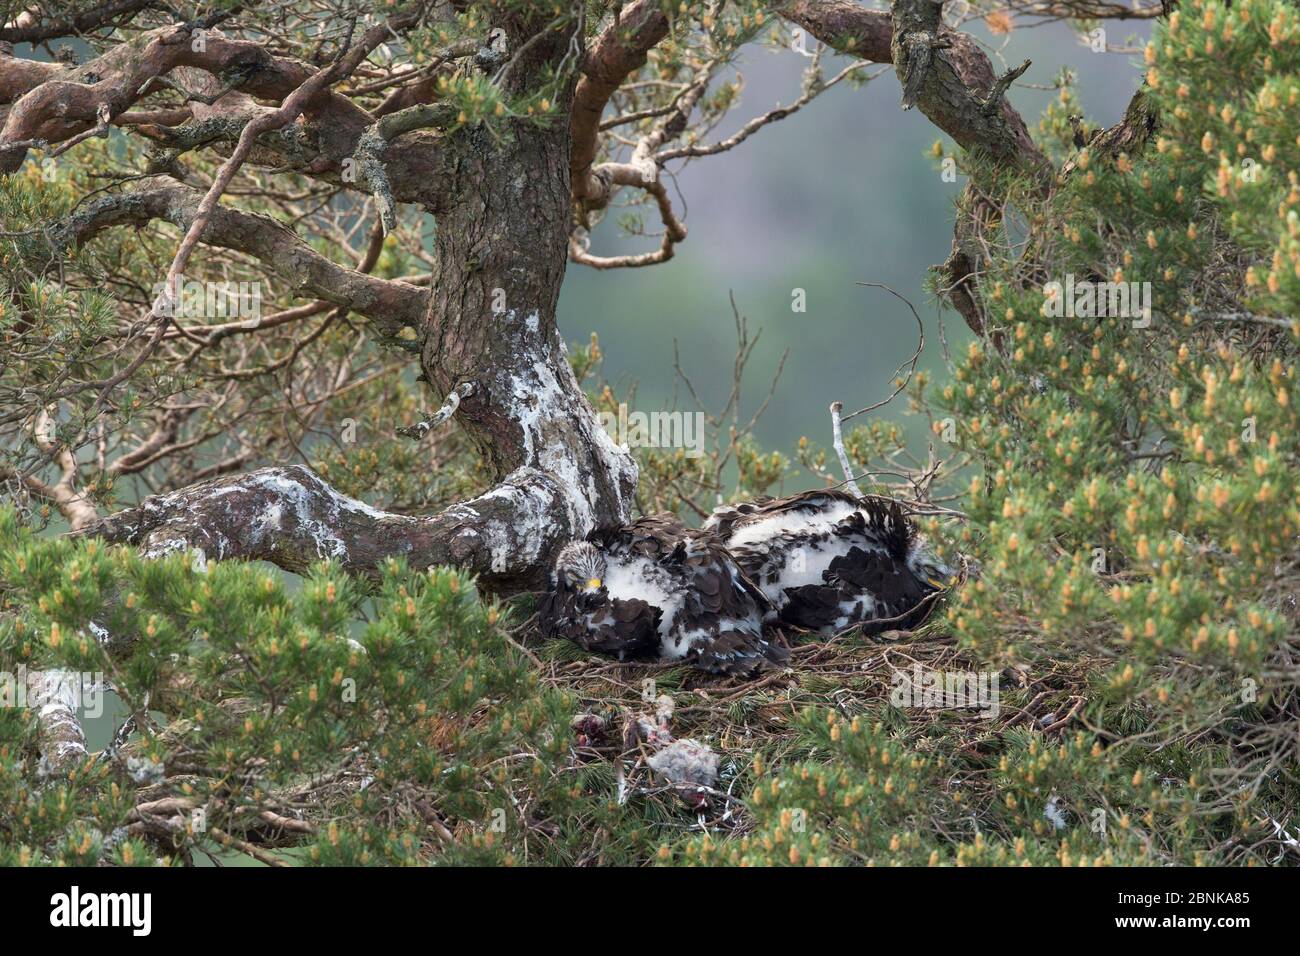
[559,17,1152,474]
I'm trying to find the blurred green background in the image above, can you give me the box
[559,18,1151,464]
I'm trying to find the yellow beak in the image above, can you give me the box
[586,577,603,590]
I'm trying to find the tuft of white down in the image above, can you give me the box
[601,551,764,661]
[602,554,688,641]
[739,525,886,615]
[721,498,858,551]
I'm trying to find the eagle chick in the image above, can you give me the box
[539,514,786,676]
[705,489,952,637]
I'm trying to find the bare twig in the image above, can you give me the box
[842,283,926,422]
[398,382,474,441]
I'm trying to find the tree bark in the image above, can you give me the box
[76,17,638,594]
[781,0,1052,334]
[28,669,89,779]
[422,119,638,566]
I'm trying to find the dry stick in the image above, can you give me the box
[208,826,290,867]
[827,282,929,499]
[828,400,863,498]
[398,382,475,440]
[980,59,1031,116]
[252,808,315,834]
[842,282,925,422]
[1039,696,1087,734]
[47,102,112,157]
[655,61,879,162]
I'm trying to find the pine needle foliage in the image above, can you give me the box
[3,0,1298,868]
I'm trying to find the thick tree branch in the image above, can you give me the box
[0,12,450,214]
[52,181,428,335]
[0,462,99,529]
[781,0,1048,176]
[941,183,999,334]
[570,63,712,269]
[3,407,102,531]
[570,0,671,202]
[107,406,190,476]
[1060,86,1159,176]
[1,1,161,43]
[570,106,693,268]
[28,669,90,778]
[83,464,589,590]
[0,47,62,102]
[350,101,458,233]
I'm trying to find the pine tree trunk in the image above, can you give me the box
[83,44,638,593]
[419,116,638,588]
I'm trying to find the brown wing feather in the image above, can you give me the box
[538,585,661,659]
[594,513,690,561]
[586,514,779,675]
[707,490,932,636]
[689,629,789,677]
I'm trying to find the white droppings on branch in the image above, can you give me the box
[140,537,193,560]
[252,501,285,542]
[243,470,388,560]
[133,467,402,564]
[475,468,560,573]
[505,316,613,535]
[91,302,640,583]
[399,382,474,441]
[29,669,88,777]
